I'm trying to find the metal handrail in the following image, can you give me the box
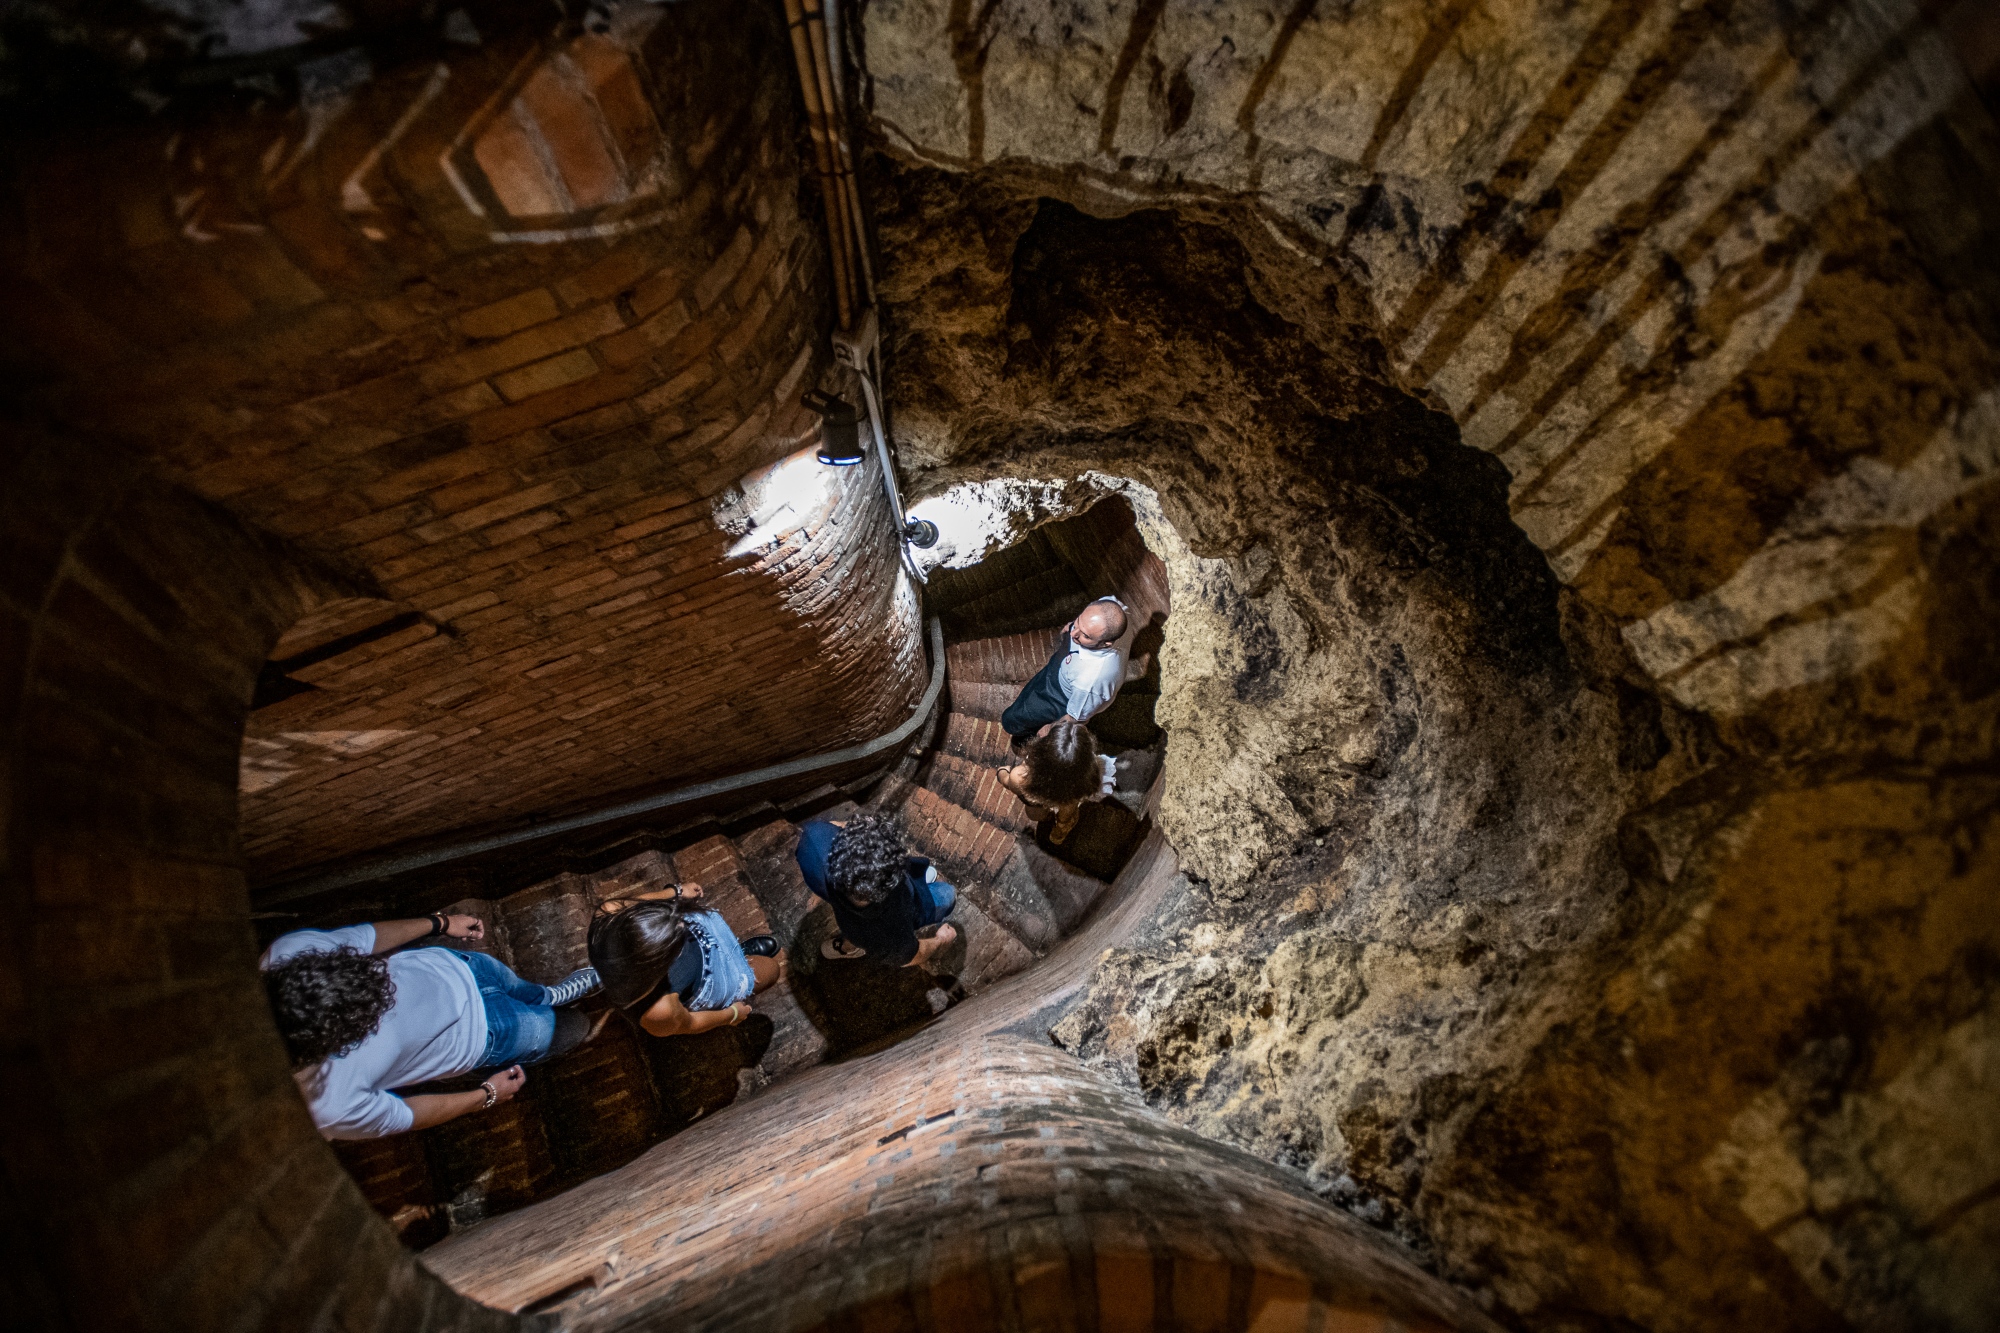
[255,615,947,906]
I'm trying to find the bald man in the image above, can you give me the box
[999,596,1152,750]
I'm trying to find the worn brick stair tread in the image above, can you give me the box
[1016,840,1111,934]
[895,782,1015,888]
[941,712,1014,767]
[923,750,1030,831]
[945,627,1064,685]
[947,680,1016,724]
[671,834,771,939]
[939,565,1090,639]
[733,816,818,949]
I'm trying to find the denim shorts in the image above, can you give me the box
[454,950,557,1068]
[680,909,757,1012]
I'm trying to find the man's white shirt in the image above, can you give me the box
[261,925,489,1140]
[1058,602,1131,721]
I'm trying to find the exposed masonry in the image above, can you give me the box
[419,838,1491,1333]
[0,9,924,880]
[321,497,1170,1245]
[1,445,492,1333]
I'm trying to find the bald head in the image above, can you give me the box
[1073,598,1127,647]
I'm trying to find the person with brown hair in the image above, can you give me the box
[587,882,783,1037]
[994,718,1116,844]
[258,913,603,1139]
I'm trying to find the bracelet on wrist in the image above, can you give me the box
[479,1080,497,1110]
[426,912,448,938]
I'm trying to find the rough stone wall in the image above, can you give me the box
[0,1,923,882]
[857,2,2000,1330]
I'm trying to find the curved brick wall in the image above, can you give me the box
[422,832,1496,1332]
[0,1,922,884]
[0,440,505,1332]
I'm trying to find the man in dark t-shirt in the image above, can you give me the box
[794,814,957,966]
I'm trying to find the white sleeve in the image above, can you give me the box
[320,1088,416,1141]
[260,924,378,970]
[1099,754,1118,797]
[1064,654,1125,721]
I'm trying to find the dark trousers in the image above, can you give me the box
[1001,635,1072,738]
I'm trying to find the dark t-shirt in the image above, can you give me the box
[794,820,930,967]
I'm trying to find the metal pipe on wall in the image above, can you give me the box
[788,0,929,574]
[804,0,875,302]
[781,0,855,328]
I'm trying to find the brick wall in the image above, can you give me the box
[0,0,922,884]
[424,1015,1485,1330]
[0,438,505,1333]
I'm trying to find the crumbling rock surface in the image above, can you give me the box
[858,3,2000,1328]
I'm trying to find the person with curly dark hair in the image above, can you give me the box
[794,812,957,965]
[259,913,604,1139]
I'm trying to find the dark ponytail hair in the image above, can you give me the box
[588,900,691,1010]
[1020,720,1101,805]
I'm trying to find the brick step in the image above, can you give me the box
[947,680,1015,724]
[424,1091,560,1232]
[923,750,1030,832]
[920,527,1067,619]
[892,784,1056,954]
[945,627,1063,686]
[939,565,1090,640]
[893,782,1014,891]
[670,833,772,940]
[1017,839,1111,935]
[330,1133,447,1250]
[487,875,591,981]
[530,1012,663,1182]
[733,816,818,950]
[941,711,1014,767]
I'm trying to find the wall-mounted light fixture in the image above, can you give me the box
[829,310,938,552]
[801,389,865,466]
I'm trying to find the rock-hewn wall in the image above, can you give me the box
[859,2,2000,1329]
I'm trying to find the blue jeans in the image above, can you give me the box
[455,950,557,1068]
[914,876,957,926]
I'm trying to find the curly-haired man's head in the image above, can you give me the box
[263,948,396,1069]
[825,813,909,906]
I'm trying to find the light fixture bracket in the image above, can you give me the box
[831,306,880,372]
